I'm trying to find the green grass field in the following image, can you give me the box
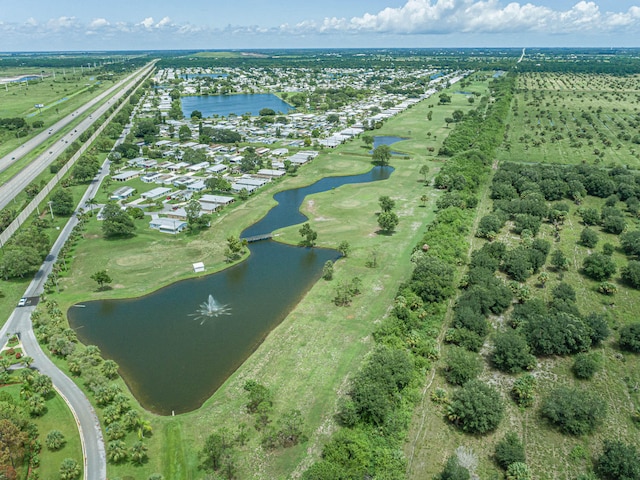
[0,70,122,158]
[36,76,491,478]
[0,380,82,480]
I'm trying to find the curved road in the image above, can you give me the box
[0,156,112,477]
[0,66,152,480]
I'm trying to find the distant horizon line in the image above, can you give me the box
[2,46,640,55]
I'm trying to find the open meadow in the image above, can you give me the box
[497,72,640,168]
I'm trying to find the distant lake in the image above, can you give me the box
[180,73,228,79]
[181,94,294,118]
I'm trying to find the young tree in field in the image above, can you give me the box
[420,164,430,183]
[378,195,395,213]
[299,223,317,247]
[550,249,569,271]
[322,261,334,280]
[224,236,247,262]
[90,270,112,290]
[362,134,374,148]
[372,145,391,166]
[337,240,350,257]
[377,211,399,233]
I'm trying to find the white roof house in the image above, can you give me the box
[200,194,235,205]
[149,218,187,234]
[112,170,141,182]
[141,187,172,200]
[110,186,136,200]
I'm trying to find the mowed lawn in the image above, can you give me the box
[48,77,491,478]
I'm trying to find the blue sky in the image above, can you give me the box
[1,0,639,51]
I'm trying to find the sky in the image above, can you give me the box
[0,0,639,52]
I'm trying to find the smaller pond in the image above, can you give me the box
[369,136,409,156]
[69,165,393,415]
[181,93,294,118]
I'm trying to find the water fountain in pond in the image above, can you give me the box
[190,294,231,325]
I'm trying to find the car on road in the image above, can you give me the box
[18,297,27,307]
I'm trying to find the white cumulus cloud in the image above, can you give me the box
[139,17,155,29]
[291,0,640,36]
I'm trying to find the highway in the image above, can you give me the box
[0,62,154,211]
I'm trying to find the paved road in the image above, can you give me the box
[0,68,149,480]
[0,158,112,479]
[0,62,155,211]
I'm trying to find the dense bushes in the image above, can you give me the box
[495,432,526,470]
[619,323,640,353]
[447,380,504,434]
[491,331,535,373]
[541,387,606,435]
[596,440,640,480]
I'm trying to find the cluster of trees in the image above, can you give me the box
[0,225,51,280]
[0,387,41,478]
[31,299,153,469]
[100,202,136,238]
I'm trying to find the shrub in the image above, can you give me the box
[447,380,504,434]
[511,374,536,407]
[491,331,535,374]
[540,386,606,435]
[581,314,609,347]
[494,431,526,469]
[444,346,483,386]
[572,352,601,380]
[583,253,616,281]
[621,261,640,289]
[596,440,640,480]
[438,455,470,480]
[46,430,66,451]
[506,462,531,480]
[619,323,640,353]
[580,227,599,248]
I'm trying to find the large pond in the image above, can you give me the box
[68,165,393,414]
[181,93,294,118]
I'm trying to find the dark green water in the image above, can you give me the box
[68,166,393,414]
